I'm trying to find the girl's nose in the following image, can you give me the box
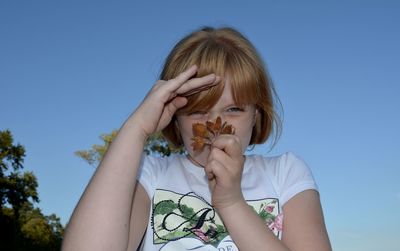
[208,111,224,122]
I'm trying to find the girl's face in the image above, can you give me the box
[176,79,257,167]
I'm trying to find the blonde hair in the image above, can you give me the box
[161,26,282,148]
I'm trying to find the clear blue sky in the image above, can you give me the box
[1,1,399,250]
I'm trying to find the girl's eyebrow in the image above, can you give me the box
[225,103,247,108]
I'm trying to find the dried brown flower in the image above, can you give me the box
[191,116,235,152]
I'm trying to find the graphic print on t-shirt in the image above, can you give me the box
[151,189,282,250]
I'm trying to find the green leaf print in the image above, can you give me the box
[180,204,196,219]
[258,210,269,220]
[154,200,178,215]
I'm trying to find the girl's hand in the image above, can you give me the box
[132,65,220,139]
[204,134,245,210]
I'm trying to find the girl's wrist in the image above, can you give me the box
[216,197,248,218]
[120,115,149,144]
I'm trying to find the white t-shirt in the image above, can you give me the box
[137,152,318,251]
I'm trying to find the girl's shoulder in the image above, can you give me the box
[246,152,318,205]
[138,154,188,198]
[246,151,308,171]
[245,152,315,185]
[140,154,190,175]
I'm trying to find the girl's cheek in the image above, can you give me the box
[188,113,209,121]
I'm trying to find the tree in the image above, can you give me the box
[0,129,64,251]
[75,130,184,167]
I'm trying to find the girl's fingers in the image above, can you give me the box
[208,147,242,176]
[156,97,188,130]
[163,65,199,93]
[163,65,221,98]
[212,135,243,158]
[208,147,230,166]
[172,64,198,83]
[164,96,188,117]
[177,75,221,96]
[205,158,226,180]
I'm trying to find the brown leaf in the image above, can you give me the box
[191,136,207,152]
[220,124,235,135]
[192,123,209,138]
[191,116,235,152]
[206,116,222,134]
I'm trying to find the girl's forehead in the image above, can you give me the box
[207,80,252,110]
[213,80,235,105]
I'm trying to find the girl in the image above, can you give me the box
[62,27,332,251]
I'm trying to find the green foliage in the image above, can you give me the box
[19,203,63,249]
[75,130,118,167]
[153,200,178,215]
[0,129,25,172]
[180,204,196,224]
[4,171,39,211]
[0,129,64,251]
[144,132,185,157]
[75,130,185,167]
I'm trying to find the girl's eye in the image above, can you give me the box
[226,107,244,112]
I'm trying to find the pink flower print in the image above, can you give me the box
[268,213,283,232]
[265,217,274,225]
[193,228,209,242]
[265,205,274,213]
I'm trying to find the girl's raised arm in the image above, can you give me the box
[61,65,220,251]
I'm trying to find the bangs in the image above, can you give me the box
[226,50,264,106]
[176,39,263,115]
